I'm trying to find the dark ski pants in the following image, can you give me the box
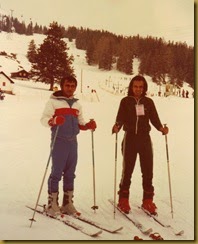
[119,132,154,200]
[48,136,78,193]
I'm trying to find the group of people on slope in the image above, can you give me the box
[40,75,168,217]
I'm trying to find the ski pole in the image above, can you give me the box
[90,119,98,213]
[113,132,118,219]
[29,126,59,227]
[164,124,174,219]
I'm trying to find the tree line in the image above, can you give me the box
[67,26,194,89]
[0,14,47,35]
[16,19,193,90]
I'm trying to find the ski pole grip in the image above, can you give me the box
[162,123,168,135]
[89,118,96,132]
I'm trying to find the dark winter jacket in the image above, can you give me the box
[116,96,163,135]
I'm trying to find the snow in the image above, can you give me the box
[0,31,194,241]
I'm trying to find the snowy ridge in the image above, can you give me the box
[0,31,194,240]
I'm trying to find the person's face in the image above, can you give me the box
[132,80,144,98]
[62,81,77,98]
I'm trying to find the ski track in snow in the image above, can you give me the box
[0,31,194,240]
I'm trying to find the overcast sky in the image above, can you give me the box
[0,0,194,46]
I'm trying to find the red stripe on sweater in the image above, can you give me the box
[54,108,79,117]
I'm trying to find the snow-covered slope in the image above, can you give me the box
[0,31,194,240]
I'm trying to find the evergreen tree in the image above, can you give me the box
[117,37,133,75]
[184,47,194,88]
[66,26,78,41]
[30,22,74,90]
[86,39,96,65]
[75,28,87,50]
[27,40,37,63]
[26,21,33,35]
[95,36,113,70]
[2,16,10,32]
[33,23,40,33]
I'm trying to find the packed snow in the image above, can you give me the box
[0,31,194,240]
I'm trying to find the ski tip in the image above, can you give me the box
[117,226,124,231]
[175,230,184,236]
[111,226,124,233]
[91,230,103,237]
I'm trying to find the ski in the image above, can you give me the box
[108,199,152,235]
[38,203,123,234]
[27,206,102,238]
[139,206,184,236]
[73,214,123,233]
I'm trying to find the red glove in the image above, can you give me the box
[79,120,97,131]
[112,122,121,134]
[48,116,65,126]
[86,120,97,130]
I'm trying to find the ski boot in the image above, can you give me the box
[117,190,131,214]
[61,191,81,216]
[142,199,157,215]
[46,192,61,216]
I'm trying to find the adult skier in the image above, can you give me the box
[112,75,168,215]
[41,75,97,216]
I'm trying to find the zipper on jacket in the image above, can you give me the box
[134,97,142,134]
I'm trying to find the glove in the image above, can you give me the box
[48,116,65,126]
[79,120,97,131]
[159,126,169,135]
[112,122,121,134]
[86,120,97,131]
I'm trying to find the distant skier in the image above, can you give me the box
[41,75,97,216]
[112,75,168,215]
[182,89,185,98]
[186,90,189,98]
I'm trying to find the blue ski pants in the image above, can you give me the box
[48,136,78,193]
